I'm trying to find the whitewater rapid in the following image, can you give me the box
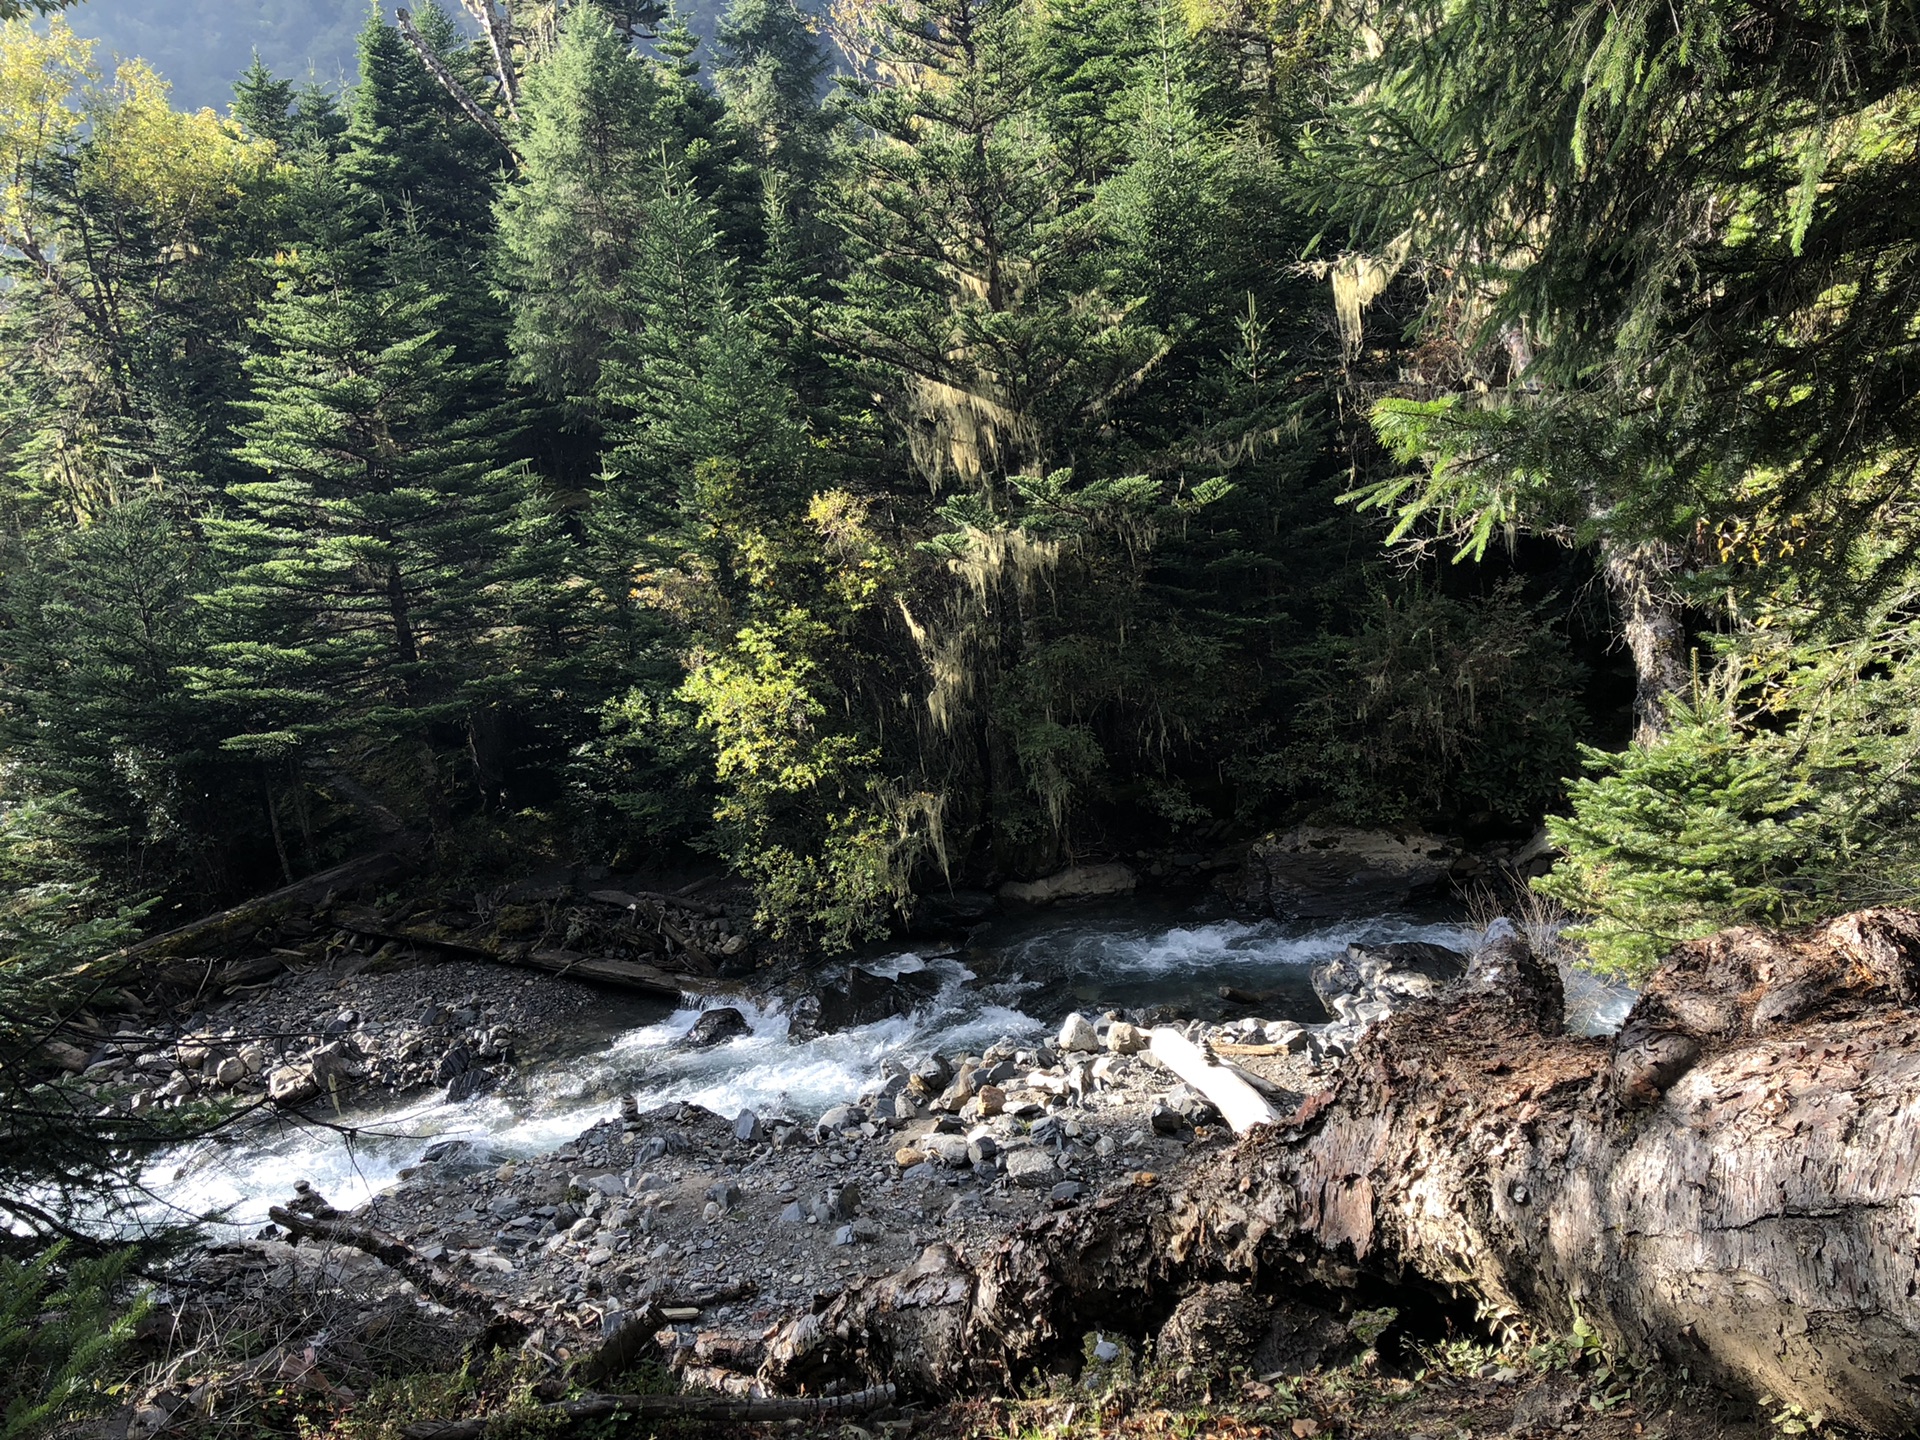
[140,905,1628,1233]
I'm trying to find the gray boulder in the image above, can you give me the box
[678,1007,751,1049]
[1231,825,1459,919]
[1311,940,1469,1018]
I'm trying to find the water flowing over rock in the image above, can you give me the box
[677,1007,751,1050]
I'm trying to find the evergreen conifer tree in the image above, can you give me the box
[230,54,296,146]
[339,5,502,250]
[197,214,537,831]
[494,1,666,410]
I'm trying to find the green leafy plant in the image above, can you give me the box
[1761,1395,1826,1435]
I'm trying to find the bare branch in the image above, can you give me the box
[459,0,521,119]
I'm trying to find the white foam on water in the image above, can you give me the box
[141,955,1040,1232]
[138,910,1509,1233]
[996,913,1477,979]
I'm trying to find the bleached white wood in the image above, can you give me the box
[1149,1026,1283,1134]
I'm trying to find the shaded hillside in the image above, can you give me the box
[66,0,755,111]
[66,0,370,108]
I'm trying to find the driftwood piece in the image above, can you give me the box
[654,915,716,975]
[1148,1026,1281,1134]
[744,910,1920,1434]
[268,1206,531,1342]
[401,1383,897,1440]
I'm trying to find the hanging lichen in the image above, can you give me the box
[1329,231,1411,360]
[901,375,1035,493]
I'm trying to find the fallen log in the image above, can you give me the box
[747,909,1920,1434]
[268,1206,532,1343]
[105,849,415,974]
[586,888,728,919]
[400,1383,897,1440]
[330,907,728,1001]
[654,915,717,976]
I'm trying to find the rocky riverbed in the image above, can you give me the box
[60,955,630,1116]
[134,1002,1330,1439]
[109,897,1649,1437]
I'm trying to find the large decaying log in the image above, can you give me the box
[744,910,1920,1434]
[330,906,729,1001]
[110,850,415,972]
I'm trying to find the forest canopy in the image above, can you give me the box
[0,0,1911,976]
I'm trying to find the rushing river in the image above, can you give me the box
[142,899,1630,1233]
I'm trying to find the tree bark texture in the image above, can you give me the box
[1602,539,1691,744]
[741,911,1920,1434]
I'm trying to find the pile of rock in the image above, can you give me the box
[63,959,607,1115]
[278,1007,1310,1359]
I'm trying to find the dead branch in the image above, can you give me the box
[394,8,517,157]
[268,1206,531,1343]
[458,0,520,118]
[400,1383,898,1440]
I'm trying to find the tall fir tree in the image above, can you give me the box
[197,211,542,835]
[494,1,668,411]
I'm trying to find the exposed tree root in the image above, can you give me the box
[738,911,1920,1435]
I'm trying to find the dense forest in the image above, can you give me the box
[0,0,1911,975]
[3,0,1917,973]
[4,0,1920,1432]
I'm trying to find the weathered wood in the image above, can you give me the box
[586,888,728,919]
[401,1383,897,1440]
[1148,1026,1281,1134]
[330,907,728,1001]
[268,1206,531,1341]
[744,910,1920,1433]
[394,8,516,154]
[101,850,414,976]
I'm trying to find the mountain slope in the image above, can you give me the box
[67,0,369,108]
